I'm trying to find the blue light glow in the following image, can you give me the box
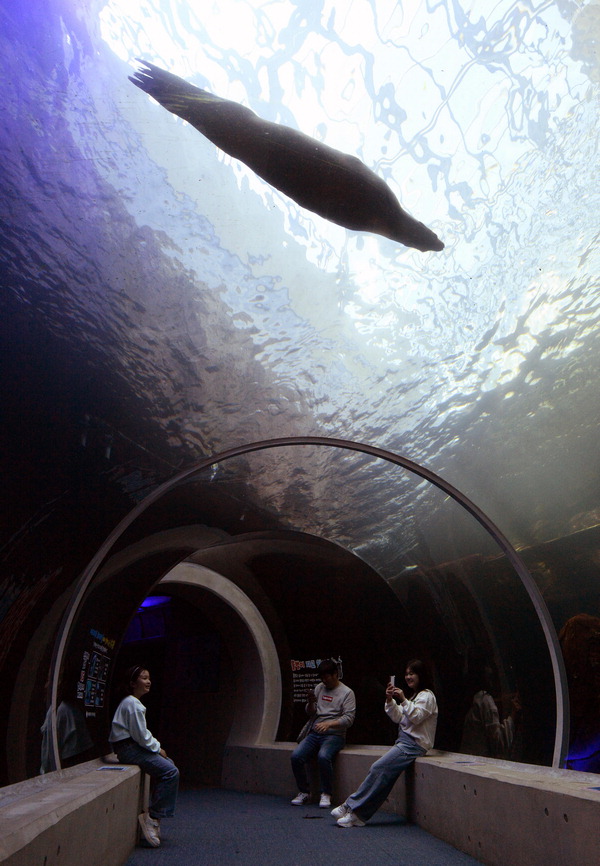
[139,595,172,609]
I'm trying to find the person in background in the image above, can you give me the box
[110,665,179,848]
[559,614,600,772]
[290,658,356,809]
[332,659,437,828]
[460,664,521,758]
[40,700,95,773]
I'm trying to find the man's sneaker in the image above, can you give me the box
[337,811,366,828]
[319,793,331,808]
[291,792,310,805]
[138,812,160,847]
[331,802,351,819]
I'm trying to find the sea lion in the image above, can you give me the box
[129,61,444,252]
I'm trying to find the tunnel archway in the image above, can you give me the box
[50,436,569,772]
[158,562,282,747]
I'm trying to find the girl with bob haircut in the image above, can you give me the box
[110,666,179,848]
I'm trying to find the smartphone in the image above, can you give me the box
[390,675,395,687]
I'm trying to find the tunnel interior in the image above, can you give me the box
[32,443,561,786]
[1,0,599,787]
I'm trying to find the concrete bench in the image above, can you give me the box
[221,741,405,809]
[0,758,144,866]
[222,743,600,866]
[3,745,599,866]
[418,752,600,866]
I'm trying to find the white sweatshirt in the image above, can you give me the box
[384,688,438,751]
[110,695,160,752]
[308,682,356,734]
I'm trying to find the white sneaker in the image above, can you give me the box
[291,792,310,805]
[337,811,366,828]
[319,793,331,808]
[138,812,160,847]
[331,802,351,819]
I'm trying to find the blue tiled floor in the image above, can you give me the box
[125,788,482,865]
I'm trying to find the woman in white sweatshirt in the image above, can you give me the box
[110,666,179,848]
[332,659,437,828]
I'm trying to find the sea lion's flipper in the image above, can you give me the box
[129,61,258,153]
[130,61,444,252]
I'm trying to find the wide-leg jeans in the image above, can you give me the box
[115,740,179,819]
[291,731,345,795]
[345,731,426,821]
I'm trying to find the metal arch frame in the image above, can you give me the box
[51,435,569,768]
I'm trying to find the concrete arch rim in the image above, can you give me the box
[159,562,282,745]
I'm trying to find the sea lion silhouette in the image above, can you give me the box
[130,61,444,252]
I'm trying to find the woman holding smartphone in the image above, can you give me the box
[331,659,437,828]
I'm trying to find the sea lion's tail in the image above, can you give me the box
[129,60,226,123]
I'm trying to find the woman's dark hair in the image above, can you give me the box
[113,665,148,702]
[126,665,147,692]
[405,659,433,695]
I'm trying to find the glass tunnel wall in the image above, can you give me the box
[1,0,599,784]
[54,440,564,776]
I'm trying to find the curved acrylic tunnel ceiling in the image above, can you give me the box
[53,438,568,767]
[2,0,598,551]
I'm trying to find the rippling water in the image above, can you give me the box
[1,0,599,556]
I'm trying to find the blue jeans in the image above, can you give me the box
[345,731,426,821]
[291,731,345,795]
[114,740,179,819]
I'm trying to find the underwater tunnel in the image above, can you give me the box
[1,0,600,800]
